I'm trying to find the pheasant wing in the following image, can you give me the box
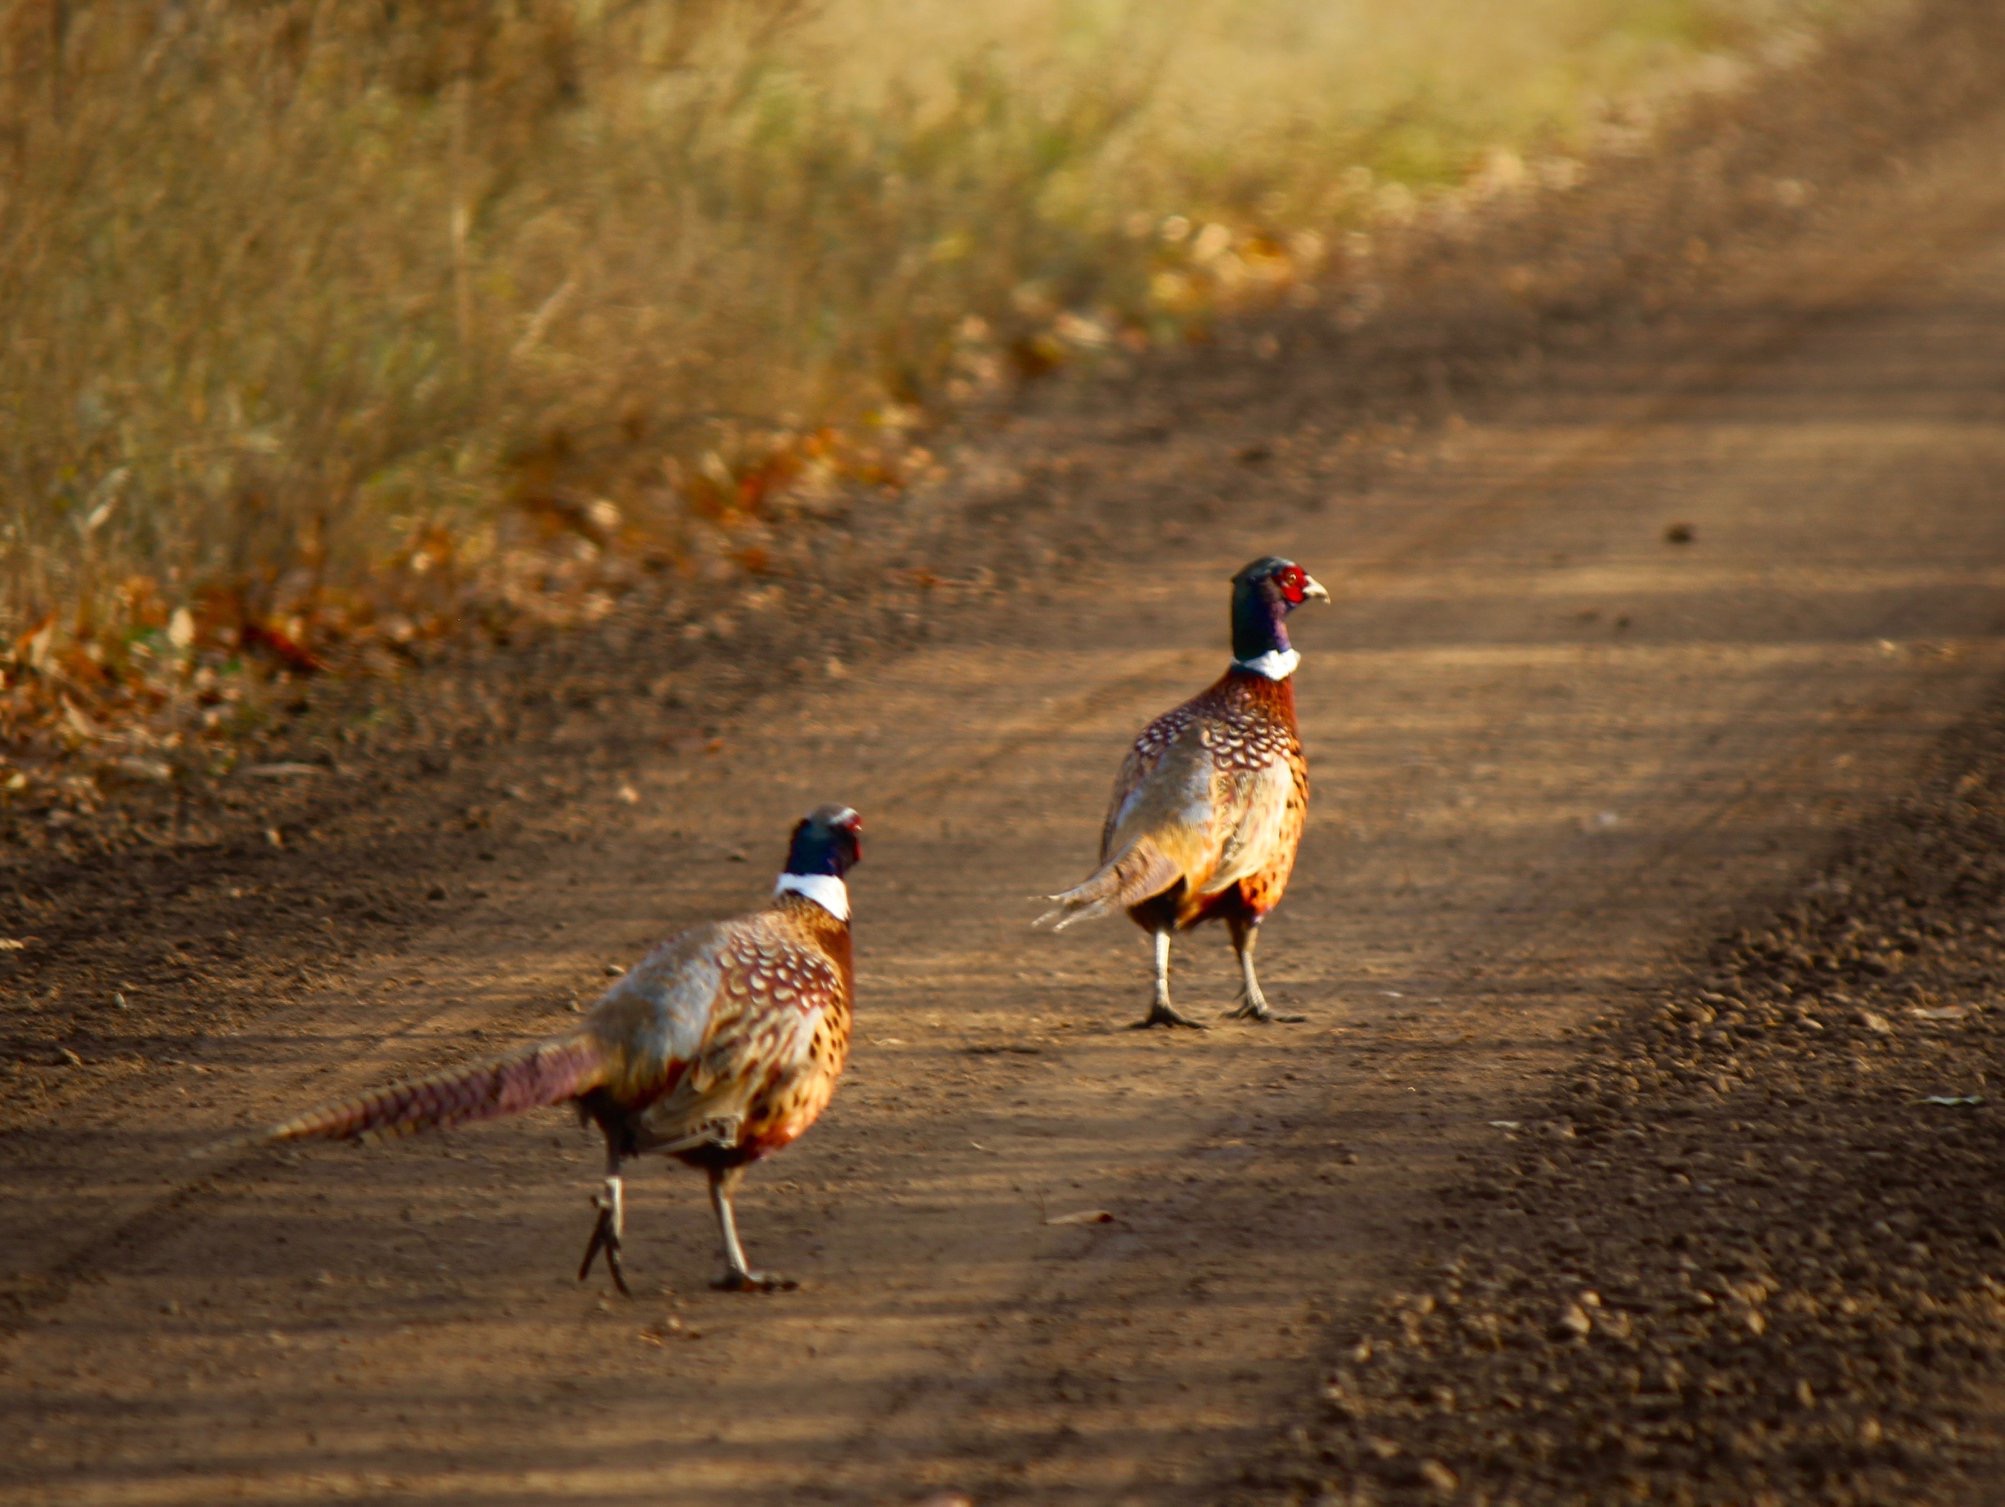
[582,922,736,1101]
[1098,695,1206,852]
[1036,718,1235,928]
[1101,720,1230,878]
[1197,757,1297,896]
[631,918,842,1154]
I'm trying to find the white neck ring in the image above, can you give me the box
[775,872,849,920]
[1233,648,1300,680]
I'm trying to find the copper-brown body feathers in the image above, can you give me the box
[256,803,863,1292]
[264,901,852,1168]
[264,898,854,1168]
[1046,667,1308,934]
[580,895,854,1171]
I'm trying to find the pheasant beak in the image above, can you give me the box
[1301,574,1331,603]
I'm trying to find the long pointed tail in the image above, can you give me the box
[1037,840,1183,930]
[264,1034,610,1146]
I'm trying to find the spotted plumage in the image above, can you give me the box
[1042,557,1328,1028]
[261,804,863,1294]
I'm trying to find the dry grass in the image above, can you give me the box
[0,0,1863,734]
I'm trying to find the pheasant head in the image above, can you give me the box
[1230,557,1329,677]
[774,804,863,919]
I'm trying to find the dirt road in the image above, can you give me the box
[8,7,2005,1505]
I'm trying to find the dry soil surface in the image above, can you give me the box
[8,5,2005,1504]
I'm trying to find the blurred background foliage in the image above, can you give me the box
[0,0,1862,678]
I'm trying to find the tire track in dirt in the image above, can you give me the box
[1240,675,2005,1507]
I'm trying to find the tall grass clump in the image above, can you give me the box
[0,0,1864,674]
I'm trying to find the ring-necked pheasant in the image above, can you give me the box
[258,804,863,1295]
[1042,557,1328,1028]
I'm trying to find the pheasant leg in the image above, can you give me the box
[577,1155,633,1296]
[709,1166,796,1292]
[1226,918,1304,1023]
[1135,928,1208,1030]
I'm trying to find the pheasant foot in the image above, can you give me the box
[1226,922,1300,1021]
[577,1174,632,1296]
[1227,997,1307,1023]
[707,1167,795,1293]
[1133,1001,1209,1030]
[712,1267,798,1293]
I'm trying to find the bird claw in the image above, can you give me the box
[1227,999,1305,1023]
[1133,1002,1209,1030]
[713,1268,797,1293]
[578,1199,633,1297]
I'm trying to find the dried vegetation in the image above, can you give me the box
[1,0,1859,809]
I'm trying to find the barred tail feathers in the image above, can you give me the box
[265,1034,609,1146]
[1038,840,1184,929]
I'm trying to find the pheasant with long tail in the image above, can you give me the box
[1042,557,1327,1027]
[259,804,863,1294]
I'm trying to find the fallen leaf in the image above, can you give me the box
[242,620,328,674]
[59,698,101,741]
[14,613,55,670]
[1044,1209,1115,1226]
[240,763,328,779]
